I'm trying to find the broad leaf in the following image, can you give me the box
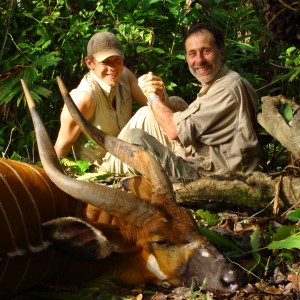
[273,225,297,241]
[287,209,300,222]
[268,234,300,250]
[250,229,260,251]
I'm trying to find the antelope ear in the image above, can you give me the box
[121,176,152,202]
[42,217,118,259]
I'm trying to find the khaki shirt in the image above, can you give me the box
[72,70,133,163]
[173,65,261,175]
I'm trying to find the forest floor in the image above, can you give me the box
[13,261,300,300]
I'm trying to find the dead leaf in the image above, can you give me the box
[255,281,283,295]
[287,273,300,291]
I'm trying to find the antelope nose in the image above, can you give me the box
[222,268,242,292]
[223,269,236,283]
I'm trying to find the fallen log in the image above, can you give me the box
[173,172,300,212]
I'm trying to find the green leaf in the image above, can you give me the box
[278,250,294,263]
[198,228,243,255]
[175,54,185,60]
[287,208,300,222]
[250,229,260,251]
[18,42,32,49]
[279,104,293,123]
[51,11,60,20]
[144,33,153,43]
[10,152,22,161]
[289,66,300,82]
[196,209,220,226]
[60,157,77,166]
[136,46,151,53]
[0,77,21,105]
[267,234,300,250]
[286,46,296,54]
[273,225,297,241]
[23,12,36,21]
[252,252,261,267]
[76,160,90,173]
[31,52,62,67]
[152,47,166,54]
[41,40,52,50]
[32,84,52,98]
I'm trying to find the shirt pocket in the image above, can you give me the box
[174,101,200,124]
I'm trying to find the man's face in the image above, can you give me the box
[86,55,124,87]
[185,30,225,86]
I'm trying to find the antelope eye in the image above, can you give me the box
[152,240,170,247]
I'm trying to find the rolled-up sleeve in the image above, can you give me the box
[173,87,237,148]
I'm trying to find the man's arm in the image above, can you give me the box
[138,72,178,140]
[150,97,178,140]
[127,68,168,107]
[125,68,147,106]
[54,92,95,158]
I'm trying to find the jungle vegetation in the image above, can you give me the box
[1,0,299,168]
[1,1,300,299]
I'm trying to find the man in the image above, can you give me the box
[103,23,261,178]
[54,31,149,165]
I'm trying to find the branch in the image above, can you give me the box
[257,95,300,159]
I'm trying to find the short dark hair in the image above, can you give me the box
[183,23,225,52]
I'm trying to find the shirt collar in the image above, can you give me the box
[199,64,228,96]
[89,70,118,98]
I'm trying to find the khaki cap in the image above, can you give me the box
[87,32,124,62]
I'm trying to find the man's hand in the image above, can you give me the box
[138,72,165,100]
[138,72,178,140]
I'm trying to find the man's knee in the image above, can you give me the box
[132,106,152,121]
[121,128,148,145]
[168,96,188,112]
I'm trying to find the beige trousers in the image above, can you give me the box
[100,97,199,179]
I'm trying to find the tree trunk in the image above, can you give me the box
[262,0,300,48]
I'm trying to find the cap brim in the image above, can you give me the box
[93,50,124,62]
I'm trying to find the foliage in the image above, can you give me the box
[196,209,220,226]
[60,157,90,175]
[198,226,245,257]
[268,229,300,250]
[1,0,290,163]
[267,209,300,250]
[195,207,300,282]
[60,157,115,181]
[247,209,300,278]
[2,3,300,297]
[287,208,300,222]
